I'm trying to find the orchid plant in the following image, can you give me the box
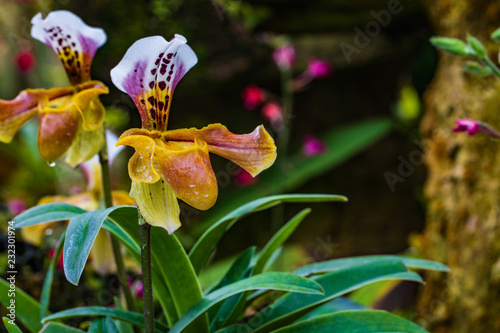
[1,10,447,333]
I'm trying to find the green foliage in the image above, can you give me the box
[467,34,487,58]
[11,195,443,332]
[491,27,500,41]
[464,60,493,76]
[0,278,42,332]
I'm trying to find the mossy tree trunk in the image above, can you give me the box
[418,1,500,332]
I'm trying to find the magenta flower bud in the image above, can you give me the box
[273,44,295,70]
[235,168,257,187]
[307,58,333,79]
[15,49,36,73]
[241,84,265,110]
[303,135,327,157]
[453,119,480,136]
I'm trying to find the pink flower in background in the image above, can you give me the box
[303,135,327,157]
[242,84,265,109]
[47,248,65,272]
[261,102,282,123]
[307,58,333,79]
[235,169,257,187]
[15,49,36,73]
[453,119,479,135]
[273,44,295,70]
[7,198,26,215]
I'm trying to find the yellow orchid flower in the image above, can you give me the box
[111,35,277,233]
[21,132,136,275]
[0,10,109,167]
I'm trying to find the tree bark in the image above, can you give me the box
[419,1,500,332]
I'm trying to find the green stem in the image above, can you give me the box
[482,56,500,79]
[98,127,136,314]
[139,211,155,333]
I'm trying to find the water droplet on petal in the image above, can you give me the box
[48,161,56,167]
[189,184,195,188]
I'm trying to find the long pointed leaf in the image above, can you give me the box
[41,233,65,319]
[169,273,324,333]
[2,318,22,333]
[294,255,449,276]
[14,203,85,228]
[252,260,423,333]
[189,194,347,275]
[272,310,428,333]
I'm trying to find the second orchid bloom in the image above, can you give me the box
[0,11,108,167]
[111,35,277,233]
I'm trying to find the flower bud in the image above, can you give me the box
[430,37,472,56]
[467,35,487,58]
[491,27,500,41]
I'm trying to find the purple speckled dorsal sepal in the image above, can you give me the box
[110,34,198,131]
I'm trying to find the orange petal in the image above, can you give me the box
[155,138,217,210]
[163,124,277,177]
[73,81,108,131]
[130,179,181,234]
[111,190,136,206]
[37,95,81,162]
[0,87,73,143]
[116,129,160,183]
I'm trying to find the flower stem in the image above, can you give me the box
[139,211,155,333]
[482,55,500,79]
[98,127,136,313]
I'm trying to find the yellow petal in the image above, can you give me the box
[117,130,160,183]
[155,138,217,210]
[73,81,108,131]
[37,96,81,162]
[65,124,104,167]
[111,190,136,206]
[0,87,73,143]
[90,230,116,275]
[21,222,55,246]
[130,180,181,234]
[163,124,277,177]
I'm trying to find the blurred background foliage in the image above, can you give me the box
[0,0,437,317]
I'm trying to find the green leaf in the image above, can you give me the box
[41,232,65,319]
[169,273,324,333]
[40,322,86,332]
[189,194,347,275]
[0,278,42,332]
[208,248,255,330]
[299,297,366,320]
[491,27,500,41]
[42,306,169,332]
[13,203,85,228]
[104,206,178,326]
[149,227,209,332]
[252,259,423,333]
[294,255,449,276]
[113,297,135,333]
[64,206,130,285]
[214,325,250,333]
[272,310,428,333]
[2,318,22,333]
[254,209,310,275]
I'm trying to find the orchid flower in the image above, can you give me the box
[21,132,135,275]
[111,35,277,233]
[0,10,108,167]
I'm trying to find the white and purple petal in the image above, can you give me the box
[110,34,197,131]
[31,10,106,84]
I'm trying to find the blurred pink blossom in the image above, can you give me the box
[303,135,327,157]
[235,169,257,187]
[307,58,333,79]
[261,102,282,123]
[15,49,35,73]
[453,119,479,135]
[273,44,295,70]
[8,198,26,216]
[242,84,265,110]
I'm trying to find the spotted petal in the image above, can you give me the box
[110,35,197,131]
[163,124,277,177]
[31,10,107,85]
[0,87,73,143]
